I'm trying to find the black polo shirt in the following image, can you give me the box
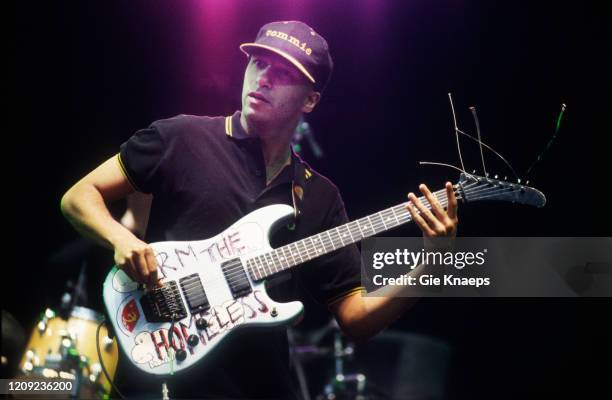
[117,111,362,399]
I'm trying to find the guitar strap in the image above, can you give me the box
[290,150,312,229]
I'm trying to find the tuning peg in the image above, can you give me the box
[494,174,499,179]
[526,180,530,185]
[472,170,477,174]
[504,176,507,181]
[517,178,521,184]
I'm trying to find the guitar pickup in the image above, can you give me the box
[179,273,210,315]
[140,281,187,322]
[221,258,252,299]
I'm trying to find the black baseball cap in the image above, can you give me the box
[240,21,334,92]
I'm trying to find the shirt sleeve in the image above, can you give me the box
[298,191,364,307]
[118,124,165,194]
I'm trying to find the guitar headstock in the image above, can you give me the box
[456,173,546,207]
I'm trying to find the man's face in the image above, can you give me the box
[241,51,315,126]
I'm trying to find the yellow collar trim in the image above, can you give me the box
[225,116,233,137]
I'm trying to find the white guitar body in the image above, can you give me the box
[103,204,303,376]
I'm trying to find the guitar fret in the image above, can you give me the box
[367,215,378,235]
[393,207,410,224]
[269,252,278,273]
[286,245,295,267]
[255,255,265,276]
[344,224,356,243]
[375,213,386,232]
[379,211,388,230]
[319,232,330,252]
[272,250,282,272]
[259,254,267,274]
[298,239,310,261]
[390,206,401,225]
[319,234,328,252]
[274,248,284,268]
[246,260,256,280]
[351,221,363,242]
[318,234,328,253]
[326,230,336,250]
[253,257,261,278]
[251,260,261,280]
[280,246,291,267]
[358,218,369,237]
[264,253,274,272]
[320,234,329,252]
[292,243,303,263]
[335,227,345,246]
[384,208,397,227]
[307,238,316,260]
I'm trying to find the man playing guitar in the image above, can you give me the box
[61,20,458,399]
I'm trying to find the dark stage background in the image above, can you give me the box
[10,1,611,399]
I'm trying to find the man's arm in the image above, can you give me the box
[120,192,153,239]
[60,155,159,287]
[331,182,458,342]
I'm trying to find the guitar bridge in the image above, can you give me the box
[140,281,187,322]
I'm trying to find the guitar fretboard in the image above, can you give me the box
[245,188,452,281]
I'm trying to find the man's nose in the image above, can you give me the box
[256,67,272,89]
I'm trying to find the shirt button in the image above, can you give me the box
[254,169,262,176]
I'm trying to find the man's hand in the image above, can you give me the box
[113,236,160,288]
[406,182,458,238]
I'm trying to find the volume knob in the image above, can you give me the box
[188,334,200,347]
[175,349,187,362]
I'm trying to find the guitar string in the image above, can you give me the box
[227,184,480,282]
[248,182,531,280]
[156,181,525,293]
[232,182,496,281]
[234,183,516,283]
[231,184,471,280]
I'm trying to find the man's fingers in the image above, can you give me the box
[408,192,446,234]
[133,251,150,284]
[419,184,447,222]
[406,197,436,236]
[121,261,138,282]
[144,247,160,287]
[123,259,142,283]
[446,182,458,221]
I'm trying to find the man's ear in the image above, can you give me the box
[302,91,321,114]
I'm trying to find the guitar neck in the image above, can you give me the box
[246,187,454,281]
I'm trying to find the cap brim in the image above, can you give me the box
[240,43,316,85]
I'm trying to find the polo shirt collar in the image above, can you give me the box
[225,111,311,219]
[225,111,250,140]
[225,111,308,181]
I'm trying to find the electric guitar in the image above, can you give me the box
[103,173,545,376]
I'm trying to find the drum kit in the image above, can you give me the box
[3,257,119,399]
[14,306,118,398]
